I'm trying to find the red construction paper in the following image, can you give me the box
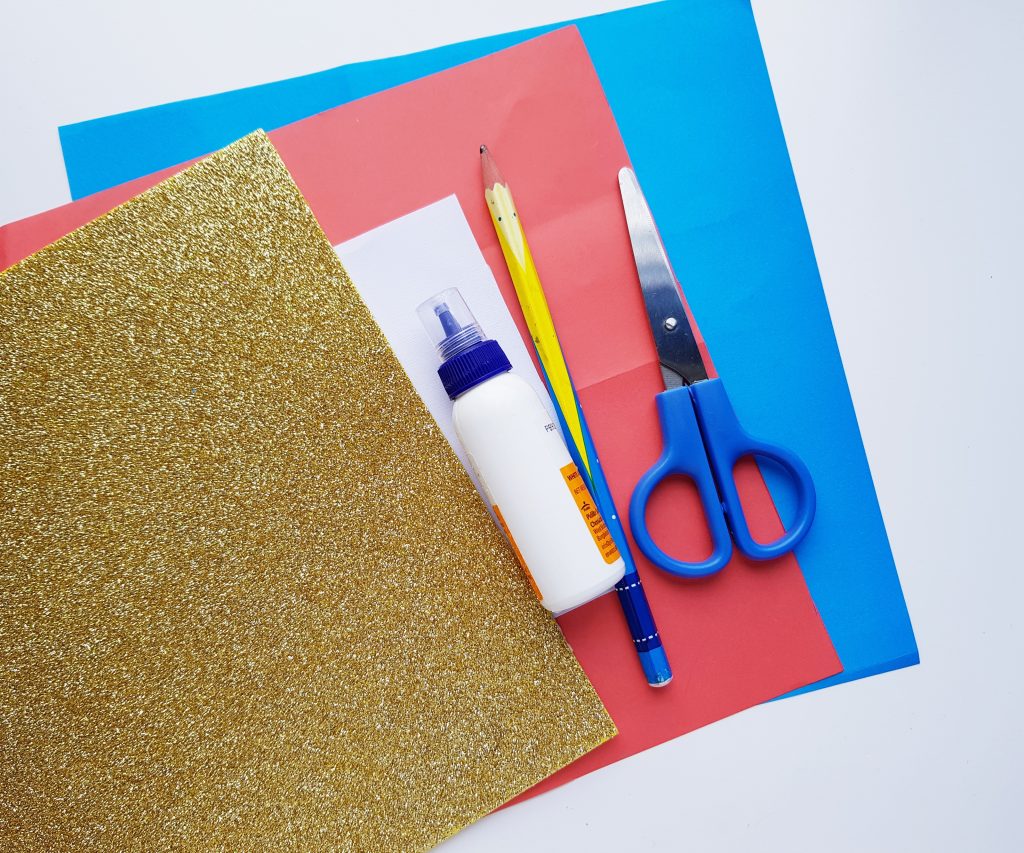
[0,28,840,799]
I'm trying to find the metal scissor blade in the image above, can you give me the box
[618,167,708,389]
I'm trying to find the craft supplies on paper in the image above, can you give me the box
[48,0,918,692]
[0,30,843,802]
[419,287,625,614]
[482,145,671,685]
[0,132,616,851]
[619,168,817,578]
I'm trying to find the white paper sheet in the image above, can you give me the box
[336,195,555,496]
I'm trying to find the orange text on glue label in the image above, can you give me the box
[560,463,621,565]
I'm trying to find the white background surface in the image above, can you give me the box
[2,1,1021,850]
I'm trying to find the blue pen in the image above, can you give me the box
[537,360,673,687]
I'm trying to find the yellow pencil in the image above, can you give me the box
[480,145,591,477]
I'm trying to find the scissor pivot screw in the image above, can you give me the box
[663,317,678,332]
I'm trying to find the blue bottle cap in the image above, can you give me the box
[418,288,512,399]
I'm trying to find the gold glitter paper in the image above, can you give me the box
[0,132,615,851]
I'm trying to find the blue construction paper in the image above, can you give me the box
[58,0,918,692]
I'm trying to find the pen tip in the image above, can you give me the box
[480,144,487,154]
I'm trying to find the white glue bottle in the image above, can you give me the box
[417,288,625,614]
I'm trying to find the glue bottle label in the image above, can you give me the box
[560,463,621,565]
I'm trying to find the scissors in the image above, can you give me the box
[619,167,816,578]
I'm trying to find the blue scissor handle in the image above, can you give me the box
[629,379,816,578]
[629,383,734,578]
[691,378,816,562]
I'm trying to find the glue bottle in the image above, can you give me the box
[418,288,625,614]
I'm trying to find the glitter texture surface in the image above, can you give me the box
[0,132,615,851]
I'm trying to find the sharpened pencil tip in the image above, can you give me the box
[480,145,505,188]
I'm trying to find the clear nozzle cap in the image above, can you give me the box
[417,288,487,362]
